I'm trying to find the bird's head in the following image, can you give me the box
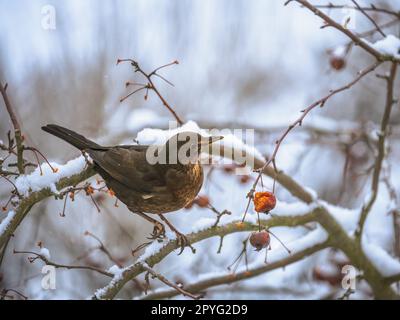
[163,131,223,164]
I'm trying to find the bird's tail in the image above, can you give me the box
[41,124,103,150]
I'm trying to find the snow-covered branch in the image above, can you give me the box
[140,239,330,300]
[93,210,319,299]
[0,161,95,249]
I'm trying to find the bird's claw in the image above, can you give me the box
[148,222,166,241]
[175,232,196,255]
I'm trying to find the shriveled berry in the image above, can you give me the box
[194,195,210,208]
[253,191,276,213]
[330,56,346,71]
[249,230,270,251]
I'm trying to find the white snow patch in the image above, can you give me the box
[169,228,328,289]
[107,265,126,277]
[39,247,51,260]
[137,239,169,262]
[320,201,360,232]
[190,201,315,234]
[368,35,400,59]
[262,227,328,264]
[136,120,265,163]
[94,270,126,299]
[15,156,87,196]
[136,120,202,145]
[274,200,317,216]
[363,240,400,276]
[332,45,347,58]
[0,210,16,236]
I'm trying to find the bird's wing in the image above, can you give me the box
[89,146,166,194]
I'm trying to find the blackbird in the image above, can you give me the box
[42,124,222,253]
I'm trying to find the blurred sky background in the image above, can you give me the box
[1,0,400,299]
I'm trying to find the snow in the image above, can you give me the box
[191,214,257,234]
[107,265,126,277]
[94,266,130,299]
[2,0,400,300]
[136,121,202,145]
[320,201,360,233]
[272,200,317,217]
[137,202,318,264]
[135,120,266,165]
[370,35,400,59]
[15,156,87,196]
[304,187,318,201]
[362,240,400,277]
[332,45,347,58]
[39,247,51,260]
[259,227,328,264]
[94,271,125,299]
[137,239,169,262]
[217,132,265,162]
[190,200,315,233]
[0,210,16,236]
[154,228,327,293]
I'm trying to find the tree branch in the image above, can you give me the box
[141,264,203,300]
[313,3,400,19]
[0,81,24,174]
[140,241,330,299]
[350,0,386,37]
[356,62,398,240]
[288,0,400,62]
[241,60,382,221]
[13,249,112,277]
[92,211,318,299]
[0,166,96,250]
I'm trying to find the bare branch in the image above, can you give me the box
[350,0,386,37]
[242,61,382,221]
[356,62,398,240]
[0,81,24,174]
[13,249,113,277]
[117,59,184,125]
[141,264,202,300]
[313,3,400,19]
[92,211,318,299]
[141,241,329,299]
[288,0,400,62]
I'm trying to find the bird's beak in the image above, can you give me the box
[199,135,224,145]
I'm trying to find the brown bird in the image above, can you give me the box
[42,124,222,253]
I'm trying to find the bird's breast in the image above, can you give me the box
[172,163,204,204]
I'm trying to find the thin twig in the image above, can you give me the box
[356,62,398,240]
[313,3,400,19]
[350,0,386,37]
[241,61,382,222]
[13,249,113,277]
[84,231,122,268]
[287,0,400,62]
[0,81,24,174]
[117,59,183,125]
[140,241,329,300]
[141,264,202,300]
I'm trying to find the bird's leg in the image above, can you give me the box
[157,214,196,254]
[134,212,166,240]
